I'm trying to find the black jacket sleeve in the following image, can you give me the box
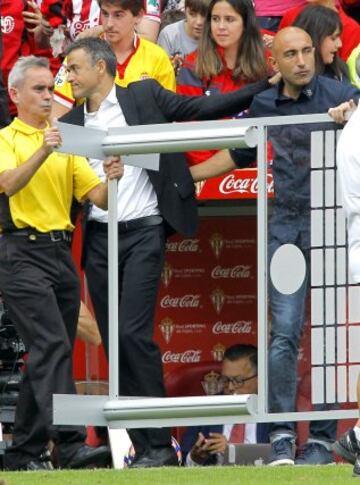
[149,78,270,122]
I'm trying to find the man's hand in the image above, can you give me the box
[103,156,124,180]
[43,126,62,154]
[202,432,227,455]
[190,432,211,464]
[190,432,228,464]
[76,25,104,40]
[328,99,357,124]
[23,1,43,33]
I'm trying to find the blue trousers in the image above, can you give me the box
[268,237,336,443]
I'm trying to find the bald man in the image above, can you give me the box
[190,27,360,466]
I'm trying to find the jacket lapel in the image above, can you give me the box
[115,85,140,126]
[59,104,85,127]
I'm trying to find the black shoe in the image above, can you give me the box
[63,444,111,469]
[129,446,179,469]
[333,429,360,465]
[16,459,54,471]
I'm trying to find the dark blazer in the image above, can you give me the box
[60,78,269,237]
[180,422,270,466]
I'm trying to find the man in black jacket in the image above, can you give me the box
[60,37,270,468]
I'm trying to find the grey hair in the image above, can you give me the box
[65,38,117,78]
[8,56,50,89]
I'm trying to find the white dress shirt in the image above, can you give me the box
[84,85,159,223]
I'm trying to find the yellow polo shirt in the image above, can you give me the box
[0,118,101,232]
[54,36,176,109]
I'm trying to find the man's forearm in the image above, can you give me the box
[86,182,108,210]
[0,146,50,196]
[190,150,236,182]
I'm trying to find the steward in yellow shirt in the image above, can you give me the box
[0,55,123,472]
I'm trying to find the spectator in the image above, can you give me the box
[0,55,123,471]
[293,4,349,81]
[59,36,271,468]
[1,0,31,116]
[137,0,185,42]
[176,0,268,167]
[279,0,360,61]
[52,0,176,118]
[181,344,269,466]
[188,26,360,465]
[158,0,211,72]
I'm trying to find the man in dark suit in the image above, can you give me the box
[181,344,269,466]
[59,37,270,468]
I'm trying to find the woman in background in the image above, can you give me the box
[293,4,349,81]
[177,0,268,166]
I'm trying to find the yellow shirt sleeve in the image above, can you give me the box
[72,155,102,202]
[0,128,19,176]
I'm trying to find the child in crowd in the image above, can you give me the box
[158,0,211,72]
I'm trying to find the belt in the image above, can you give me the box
[87,215,163,234]
[2,229,72,243]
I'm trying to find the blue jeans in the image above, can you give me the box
[268,237,336,443]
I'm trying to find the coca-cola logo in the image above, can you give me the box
[162,350,202,364]
[212,321,252,334]
[166,239,199,252]
[1,16,15,34]
[211,265,251,279]
[219,173,274,195]
[160,294,200,308]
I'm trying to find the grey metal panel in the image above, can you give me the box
[325,327,335,364]
[53,394,358,427]
[311,210,323,247]
[336,208,346,246]
[311,328,324,365]
[325,170,335,207]
[311,288,324,326]
[325,287,335,325]
[326,366,336,403]
[325,209,335,246]
[337,366,347,402]
[311,249,323,287]
[311,171,323,208]
[336,249,347,287]
[311,131,324,169]
[325,248,335,286]
[325,131,335,168]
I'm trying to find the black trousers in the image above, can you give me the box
[0,236,86,468]
[84,222,171,453]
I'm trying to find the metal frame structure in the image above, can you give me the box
[54,113,359,430]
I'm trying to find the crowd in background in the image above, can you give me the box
[0,0,360,126]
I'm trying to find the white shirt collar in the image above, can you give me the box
[84,84,118,116]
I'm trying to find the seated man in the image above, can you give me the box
[181,344,269,466]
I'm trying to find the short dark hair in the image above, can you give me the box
[97,0,144,16]
[185,0,212,16]
[223,344,257,372]
[65,38,117,78]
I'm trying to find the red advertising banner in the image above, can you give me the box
[196,168,274,200]
[154,216,258,388]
